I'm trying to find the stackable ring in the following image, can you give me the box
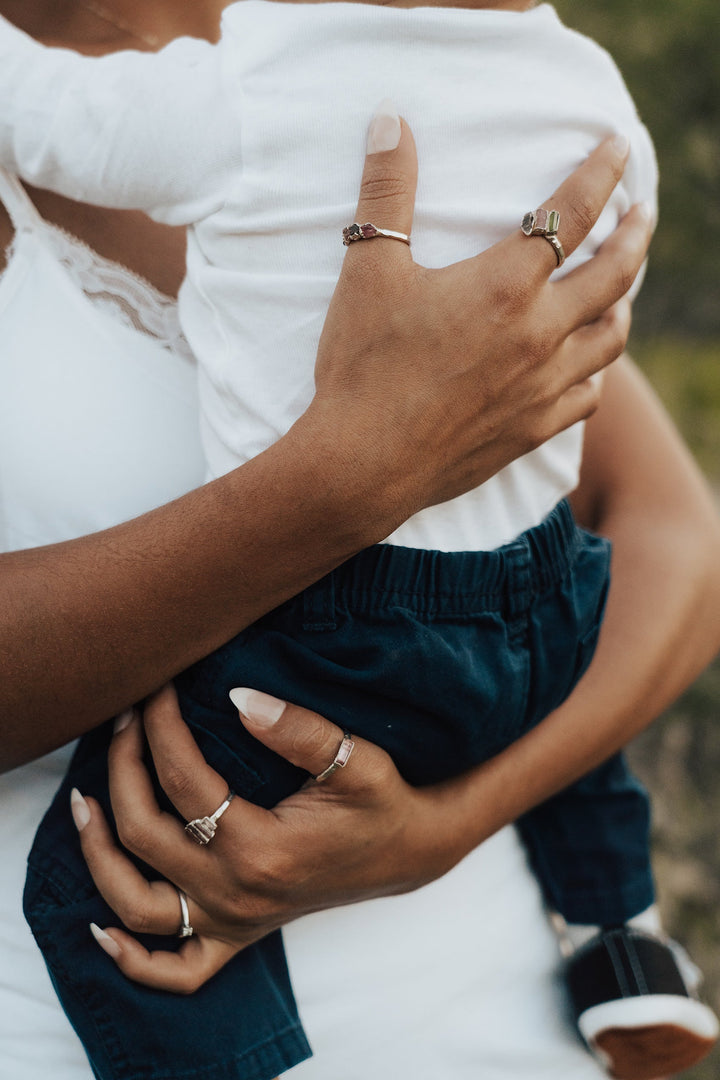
[184,789,236,845]
[342,222,411,247]
[315,732,355,782]
[521,207,565,267]
[177,889,194,939]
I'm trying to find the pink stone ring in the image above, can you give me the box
[342,222,411,247]
[314,732,355,782]
[184,789,235,845]
[521,207,565,267]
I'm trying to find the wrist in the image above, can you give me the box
[289,401,421,548]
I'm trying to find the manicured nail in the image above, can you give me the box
[229,687,287,727]
[113,709,134,735]
[637,200,654,224]
[70,788,91,831]
[90,923,122,960]
[612,133,629,157]
[367,99,401,154]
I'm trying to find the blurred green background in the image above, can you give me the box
[552,2,720,1076]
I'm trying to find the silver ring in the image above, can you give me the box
[342,222,411,247]
[184,789,236,845]
[177,889,194,938]
[314,732,355,782]
[521,207,565,267]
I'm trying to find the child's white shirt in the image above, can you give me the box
[0,2,657,550]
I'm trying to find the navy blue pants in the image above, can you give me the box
[24,500,653,1080]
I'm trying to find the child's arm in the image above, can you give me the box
[0,18,235,224]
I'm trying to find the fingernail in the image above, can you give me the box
[70,788,91,831]
[367,99,401,154]
[637,200,654,224]
[90,923,122,960]
[229,687,286,727]
[612,133,629,157]
[113,709,134,735]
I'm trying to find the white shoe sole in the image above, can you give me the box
[580,995,719,1080]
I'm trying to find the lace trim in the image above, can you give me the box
[16,220,193,362]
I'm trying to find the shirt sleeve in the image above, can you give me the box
[0,17,240,225]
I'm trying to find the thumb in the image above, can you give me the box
[229,687,356,783]
[350,100,417,243]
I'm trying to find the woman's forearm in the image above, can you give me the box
[1,132,652,771]
[0,419,403,772]
[431,357,720,860]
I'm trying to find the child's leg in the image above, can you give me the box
[516,758,718,1079]
[516,752,654,928]
[22,502,616,1079]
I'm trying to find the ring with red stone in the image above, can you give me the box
[520,207,565,267]
[342,222,411,247]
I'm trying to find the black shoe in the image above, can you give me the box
[566,927,718,1080]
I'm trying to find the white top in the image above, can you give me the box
[0,171,607,1079]
[0,2,657,551]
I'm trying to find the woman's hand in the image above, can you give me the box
[305,105,653,520]
[76,685,461,993]
[1,109,652,772]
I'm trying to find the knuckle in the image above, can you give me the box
[363,749,396,791]
[572,379,602,423]
[287,711,333,764]
[521,323,557,368]
[601,301,631,358]
[607,321,628,360]
[358,170,414,209]
[579,393,601,422]
[116,816,151,855]
[122,900,156,935]
[157,759,197,804]
[567,194,597,242]
[496,272,534,317]
[614,262,638,302]
[347,745,396,799]
[243,846,292,899]
[583,377,602,412]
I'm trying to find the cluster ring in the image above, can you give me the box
[521,207,565,267]
[342,222,411,247]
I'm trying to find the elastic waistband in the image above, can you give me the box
[293,499,603,624]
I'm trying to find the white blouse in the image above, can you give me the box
[0,170,605,1079]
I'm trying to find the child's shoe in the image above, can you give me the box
[565,926,718,1079]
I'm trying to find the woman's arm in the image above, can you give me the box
[436,353,720,844]
[71,355,720,992]
[1,126,650,772]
